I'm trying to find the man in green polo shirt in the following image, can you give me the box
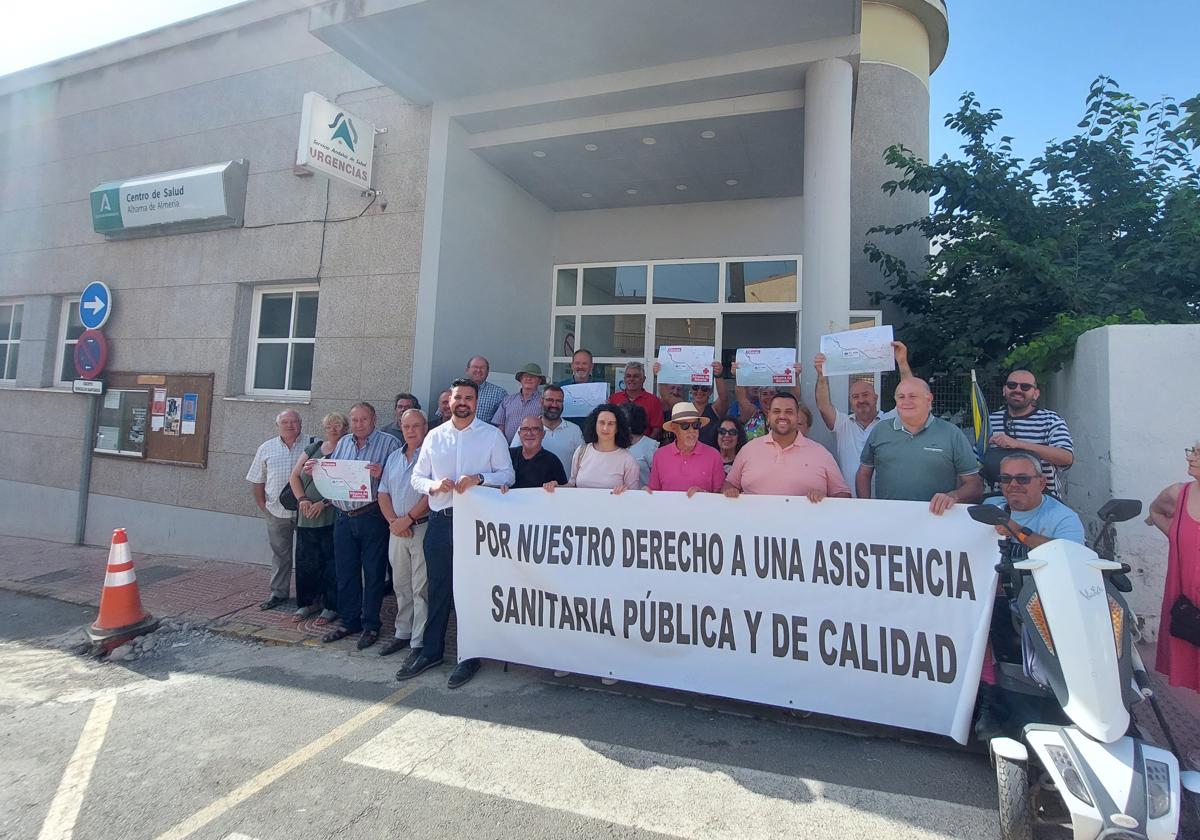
[856,377,982,514]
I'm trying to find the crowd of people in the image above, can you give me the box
[247,341,1119,695]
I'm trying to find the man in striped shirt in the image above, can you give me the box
[466,355,508,424]
[987,369,1074,496]
[308,402,400,650]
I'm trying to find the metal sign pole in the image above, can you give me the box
[74,393,98,545]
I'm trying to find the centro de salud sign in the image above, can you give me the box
[89,160,249,238]
[296,92,375,190]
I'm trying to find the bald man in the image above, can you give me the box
[856,377,982,514]
[814,340,912,494]
[247,409,307,609]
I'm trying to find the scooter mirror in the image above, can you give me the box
[967,504,1008,527]
[1097,498,1142,523]
[1181,770,1200,794]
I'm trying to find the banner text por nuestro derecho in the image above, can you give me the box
[477,518,974,684]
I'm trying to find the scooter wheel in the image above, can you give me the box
[995,754,1032,840]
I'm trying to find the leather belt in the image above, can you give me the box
[430,508,453,518]
[342,502,380,518]
[412,516,429,526]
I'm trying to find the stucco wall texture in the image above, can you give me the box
[0,6,429,553]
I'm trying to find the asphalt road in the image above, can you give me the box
[0,591,1003,840]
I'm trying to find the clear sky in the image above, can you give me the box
[929,1,1200,164]
[3,1,1198,168]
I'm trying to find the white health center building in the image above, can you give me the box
[0,0,947,561]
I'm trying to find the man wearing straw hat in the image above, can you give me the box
[647,402,726,496]
[491,362,546,441]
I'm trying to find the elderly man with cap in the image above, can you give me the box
[648,402,726,496]
[492,362,546,441]
[723,393,850,501]
[857,377,983,514]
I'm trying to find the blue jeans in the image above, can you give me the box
[332,507,389,633]
[422,510,455,661]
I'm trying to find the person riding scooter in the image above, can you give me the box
[975,452,1085,741]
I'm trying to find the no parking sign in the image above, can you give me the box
[73,329,109,380]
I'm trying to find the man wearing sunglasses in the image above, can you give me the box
[987,370,1074,497]
[654,360,730,448]
[984,452,1083,547]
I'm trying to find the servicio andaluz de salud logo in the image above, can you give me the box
[328,112,358,152]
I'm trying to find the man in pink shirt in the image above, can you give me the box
[723,392,851,502]
[648,402,726,496]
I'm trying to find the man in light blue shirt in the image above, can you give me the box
[985,452,1084,546]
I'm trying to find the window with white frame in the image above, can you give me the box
[0,301,23,382]
[245,285,318,396]
[55,300,86,385]
[550,258,801,391]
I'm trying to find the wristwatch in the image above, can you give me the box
[1014,524,1034,544]
[477,474,485,486]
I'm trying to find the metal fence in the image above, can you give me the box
[879,371,1006,433]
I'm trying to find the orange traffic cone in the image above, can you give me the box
[87,528,159,646]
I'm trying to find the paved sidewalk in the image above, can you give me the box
[2,532,1197,769]
[0,533,456,656]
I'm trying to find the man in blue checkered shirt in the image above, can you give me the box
[465,355,508,424]
[307,402,400,650]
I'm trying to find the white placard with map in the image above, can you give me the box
[735,348,796,387]
[562,382,609,418]
[656,345,715,386]
[819,326,896,376]
[311,460,373,502]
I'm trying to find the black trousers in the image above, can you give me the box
[295,525,337,610]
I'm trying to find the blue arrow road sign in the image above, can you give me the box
[79,281,112,330]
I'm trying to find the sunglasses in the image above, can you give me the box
[674,421,702,431]
[1186,447,1200,461]
[997,474,1036,485]
[1004,381,1036,392]
[717,428,738,436]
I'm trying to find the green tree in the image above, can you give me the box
[865,77,1200,382]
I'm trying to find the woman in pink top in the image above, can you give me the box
[544,403,640,494]
[1147,442,1200,692]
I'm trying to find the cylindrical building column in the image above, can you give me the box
[801,57,853,447]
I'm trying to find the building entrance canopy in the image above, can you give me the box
[310,0,861,209]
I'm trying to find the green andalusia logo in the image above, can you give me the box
[328,112,358,152]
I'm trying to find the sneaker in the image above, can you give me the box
[553,671,570,678]
[447,658,481,689]
[601,678,618,686]
[395,652,444,681]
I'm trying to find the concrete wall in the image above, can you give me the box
[0,3,428,560]
[552,197,803,264]
[1052,325,1200,636]
[423,119,554,402]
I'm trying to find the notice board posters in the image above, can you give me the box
[97,372,214,467]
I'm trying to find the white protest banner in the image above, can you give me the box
[562,382,609,418]
[819,325,896,376]
[454,489,998,743]
[656,345,715,386]
[311,459,373,502]
[735,348,796,387]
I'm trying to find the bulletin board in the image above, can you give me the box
[96,372,214,468]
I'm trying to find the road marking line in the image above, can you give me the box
[344,709,995,839]
[37,692,118,840]
[153,684,418,840]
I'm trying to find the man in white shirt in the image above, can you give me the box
[509,385,582,474]
[245,410,306,610]
[813,341,912,495]
[400,378,515,689]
